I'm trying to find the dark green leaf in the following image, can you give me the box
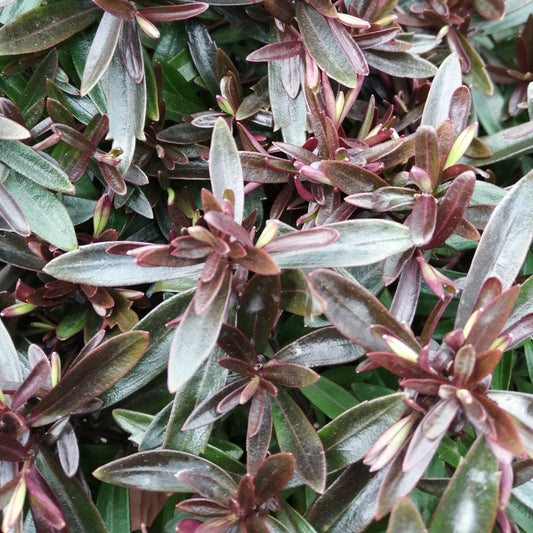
[187,19,219,96]
[430,439,499,532]
[168,272,231,393]
[44,242,202,286]
[319,393,407,473]
[271,389,326,493]
[35,450,109,533]
[96,483,130,533]
[93,450,234,493]
[28,331,149,426]
[0,0,100,56]
[301,376,358,418]
[4,171,77,251]
[456,170,533,327]
[209,117,244,223]
[0,141,74,194]
[307,462,384,533]
[387,498,428,533]
[113,409,154,446]
[0,232,45,271]
[365,50,437,79]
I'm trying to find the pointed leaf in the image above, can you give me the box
[307,463,384,533]
[365,50,437,79]
[96,482,130,533]
[319,393,407,473]
[93,450,234,492]
[0,316,21,382]
[254,453,294,505]
[81,12,122,96]
[271,389,326,493]
[0,116,30,140]
[44,242,203,285]
[209,117,244,223]
[4,171,77,251]
[310,269,420,353]
[28,331,149,426]
[168,272,231,393]
[36,450,108,533]
[269,220,413,269]
[387,498,428,533]
[0,140,74,193]
[430,439,499,533]
[296,2,360,87]
[0,0,99,55]
[456,170,533,327]
[300,375,358,419]
[409,195,437,247]
[421,54,462,128]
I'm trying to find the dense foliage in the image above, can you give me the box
[1,0,533,531]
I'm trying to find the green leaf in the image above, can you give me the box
[0,140,74,194]
[276,500,319,533]
[56,306,86,340]
[301,376,358,419]
[0,232,45,271]
[163,348,228,453]
[319,393,407,473]
[271,388,326,493]
[0,0,100,56]
[168,272,231,393]
[113,409,154,446]
[139,403,171,451]
[28,331,149,426]
[36,450,109,533]
[3,171,77,251]
[186,19,219,96]
[430,439,499,533]
[44,242,202,286]
[93,450,235,493]
[102,290,194,407]
[0,317,21,383]
[81,12,122,96]
[307,462,384,533]
[268,56,307,145]
[269,220,413,269]
[456,170,533,327]
[365,50,437,79]
[209,117,244,223]
[106,48,146,174]
[296,2,361,87]
[96,483,130,533]
[421,54,462,128]
[274,326,363,367]
[387,498,428,533]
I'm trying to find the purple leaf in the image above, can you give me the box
[120,20,144,83]
[56,421,79,478]
[261,362,319,388]
[254,453,295,505]
[137,4,209,22]
[415,125,440,190]
[247,390,272,475]
[408,194,437,247]
[11,359,50,410]
[247,41,303,62]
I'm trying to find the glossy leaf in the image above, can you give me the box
[254,453,294,505]
[271,389,326,493]
[93,450,234,492]
[296,2,360,87]
[365,50,437,79]
[319,393,407,473]
[430,439,499,532]
[301,376,358,419]
[44,242,202,286]
[456,170,533,327]
[269,220,413,269]
[0,116,30,140]
[421,54,462,128]
[307,463,384,533]
[310,269,419,353]
[96,482,130,533]
[81,12,122,96]
[387,498,428,533]
[209,117,244,223]
[28,331,149,426]
[36,450,109,533]
[0,316,21,383]
[0,140,74,194]
[0,0,99,55]
[168,271,231,393]
[3,171,77,251]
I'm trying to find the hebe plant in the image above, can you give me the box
[0,0,533,532]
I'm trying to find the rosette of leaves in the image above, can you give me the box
[175,453,295,532]
[309,169,533,530]
[0,325,148,531]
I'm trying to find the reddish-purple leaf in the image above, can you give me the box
[253,453,295,505]
[177,470,236,506]
[326,17,369,76]
[98,161,127,195]
[322,160,388,195]
[195,259,228,313]
[217,324,257,363]
[261,362,319,388]
[204,210,252,247]
[237,474,255,513]
[415,125,440,190]
[247,41,303,62]
[399,378,443,396]
[423,171,476,249]
[263,227,339,254]
[137,4,209,22]
[464,285,520,353]
[92,0,134,19]
[247,391,272,475]
[56,421,79,478]
[176,499,228,517]
[121,20,144,83]
[218,358,256,378]
[11,359,50,410]
[236,246,281,277]
[409,194,437,247]
[28,331,149,426]
[0,435,29,462]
